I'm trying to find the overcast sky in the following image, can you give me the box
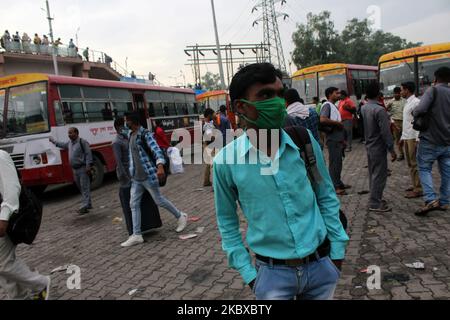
[2,0,450,85]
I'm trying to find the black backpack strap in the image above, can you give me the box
[285,126,322,186]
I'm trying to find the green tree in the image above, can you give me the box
[292,11,343,69]
[292,12,422,69]
[201,72,222,91]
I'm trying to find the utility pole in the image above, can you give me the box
[252,0,288,73]
[45,0,59,75]
[210,0,226,90]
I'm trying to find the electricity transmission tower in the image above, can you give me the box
[252,0,289,73]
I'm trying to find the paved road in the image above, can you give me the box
[1,142,449,300]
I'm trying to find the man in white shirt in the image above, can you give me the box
[401,82,423,199]
[0,150,51,300]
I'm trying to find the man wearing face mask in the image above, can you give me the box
[213,63,349,300]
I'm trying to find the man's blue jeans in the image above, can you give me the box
[417,140,450,205]
[130,178,181,235]
[253,256,340,300]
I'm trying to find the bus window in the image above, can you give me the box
[418,55,450,95]
[292,78,306,100]
[187,102,197,115]
[7,82,49,136]
[163,103,177,116]
[0,90,5,133]
[110,88,132,100]
[83,87,109,99]
[85,102,110,122]
[305,77,317,103]
[177,103,189,115]
[318,69,347,98]
[149,102,164,117]
[62,102,85,124]
[59,85,82,99]
[53,101,65,126]
[379,60,415,96]
[112,101,133,118]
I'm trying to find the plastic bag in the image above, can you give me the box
[167,147,184,174]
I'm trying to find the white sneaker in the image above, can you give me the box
[176,213,188,233]
[120,235,144,247]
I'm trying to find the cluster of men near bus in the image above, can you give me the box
[0,62,449,300]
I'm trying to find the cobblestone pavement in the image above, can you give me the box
[1,142,449,300]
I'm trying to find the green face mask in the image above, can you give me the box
[239,97,288,130]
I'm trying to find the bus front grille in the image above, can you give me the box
[11,154,25,170]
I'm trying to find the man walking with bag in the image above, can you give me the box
[214,63,348,300]
[50,128,93,215]
[0,150,51,300]
[413,67,450,216]
[120,112,188,247]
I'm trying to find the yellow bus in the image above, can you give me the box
[292,63,378,104]
[379,42,450,97]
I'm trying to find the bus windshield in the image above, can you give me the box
[6,82,49,137]
[418,56,450,95]
[318,70,347,98]
[379,60,415,96]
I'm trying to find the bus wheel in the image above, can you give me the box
[90,155,105,190]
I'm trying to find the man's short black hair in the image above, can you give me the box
[393,87,401,94]
[435,66,450,83]
[401,82,416,94]
[284,88,302,105]
[229,63,283,103]
[313,96,319,102]
[219,105,227,113]
[366,83,381,100]
[114,117,125,129]
[125,112,140,125]
[204,108,215,119]
[340,90,348,98]
[325,87,339,99]
[69,127,79,135]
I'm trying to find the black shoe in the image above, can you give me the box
[77,207,89,215]
[86,205,93,210]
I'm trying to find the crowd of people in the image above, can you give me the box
[1,61,449,301]
[1,29,113,65]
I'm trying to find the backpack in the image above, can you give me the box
[132,130,170,187]
[5,185,43,246]
[285,126,348,231]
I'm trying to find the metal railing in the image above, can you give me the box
[3,41,78,58]
[1,40,127,77]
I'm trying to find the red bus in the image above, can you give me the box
[0,73,199,192]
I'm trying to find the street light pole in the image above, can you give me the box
[45,0,59,75]
[210,0,226,90]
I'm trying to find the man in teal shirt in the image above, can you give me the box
[213,63,349,300]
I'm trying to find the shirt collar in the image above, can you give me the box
[238,129,299,159]
[406,95,417,103]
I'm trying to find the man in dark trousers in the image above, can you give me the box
[50,128,93,215]
[320,87,349,195]
[361,83,397,212]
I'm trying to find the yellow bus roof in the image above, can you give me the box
[196,90,228,101]
[293,64,347,78]
[0,73,49,90]
[379,43,450,64]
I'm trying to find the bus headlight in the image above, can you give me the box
[32,155,41,165]
[31,153,49,166]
